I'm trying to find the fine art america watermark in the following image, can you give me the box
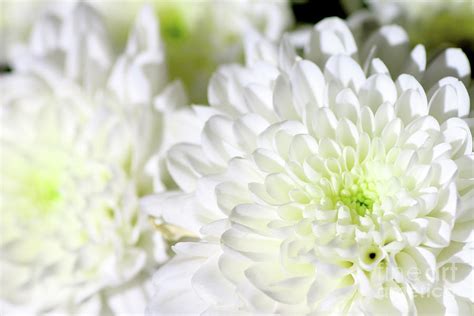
[371,262,461,298]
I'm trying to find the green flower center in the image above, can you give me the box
[26,170,62,214]
[159,6,189,42]
[338,177,379,216]
[1,146,68,219]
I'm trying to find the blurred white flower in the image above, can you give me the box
[143,17,473,315]
[345,0,474,59]
[1,0,293,103]
[0,4,198,314]
[98,0,293,103]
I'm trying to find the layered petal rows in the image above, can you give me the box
[144,17,473,315]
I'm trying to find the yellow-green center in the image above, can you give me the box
[158,5,189,42]
[339,178,379,216]
[0,145,68,219]
[26,170,62,214]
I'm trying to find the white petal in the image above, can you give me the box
[221,227,280,257]
[244,32,278,66]
[368,58,390,76]
[30,14,61,56]
[264,173,294,203]
[415,295,446,315]
[244,263,312,304]
[443,291,473,316]
[361,25,410,77]
[107,276,152,316]
[333,88,360,122]
[441,118,473,159]
[167,144,217,192]
[423,48,471,89]
[126,52,166,104]
[405,116,440,136]
[273,74,299,120]
[324,55,366,93]
[125,5,161,55]
[248,182,280,206]
[154,80,188,111]
[306,17,357,67]
[233,113,270,154]
[359,74,397,111]
[191,255,236,305]
[142,193,203,235]
[173,242,221,258]
[451,221,474,243]
[381,118,402,150]
[208,66,249,116]
[402,44,427,80]
[429,84,462,122]
[278,35,298,74]
[400,247,436,293]
[289,134,318,163]
[149,254,208,315]
[62,3,112,86]
[421,217,452,248]
[394,89,428,124]
[443,263,474,302]
[230,204,278,233]
[431,159,458,186]
[427,77,471,118]
[336,118,359,148]
[395,74,428,106]
[374,102,396,136]
[253,148,285,173]
[318,138,342,159]
[290,60,325,110]
[310,107,338,140]
[272,121,308,160]
[359,106,375,136]
[215,181,251,216]
[243,84,277,122]
[201,115,243,165]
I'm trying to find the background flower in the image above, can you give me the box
[144,17,473,315]
[0,4,197,314]
[343,0,474,64]
[1,0,293,103]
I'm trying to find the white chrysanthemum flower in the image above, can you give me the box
[1,0,293,103]
[0,4,198,314]
[144,17,473,315]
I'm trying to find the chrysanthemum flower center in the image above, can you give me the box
[2,143,110,222]
[158,5,189,41]
[1,147,68,219]
[25,170,62,214]
[338,177,379,216]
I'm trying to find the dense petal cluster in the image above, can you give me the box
[144,18,473,315]
[0,4,197,314]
